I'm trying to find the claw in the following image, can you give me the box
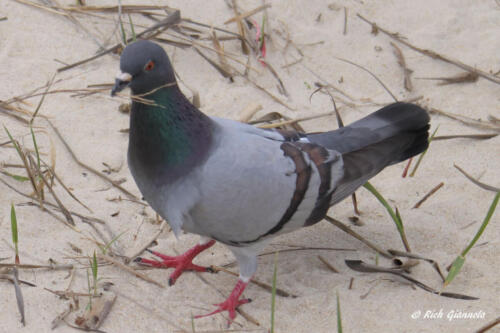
[137,240,216,284]
[195,279,250,325]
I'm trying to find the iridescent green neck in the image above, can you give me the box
[128,86,213,181]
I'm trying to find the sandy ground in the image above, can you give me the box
[0,1,499,332]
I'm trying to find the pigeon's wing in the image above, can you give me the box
[185,118,344,245]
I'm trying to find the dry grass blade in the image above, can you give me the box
[57,10,181,72]
[388,249,446,281]
[242,76,295,110]
[230,0,250,54]
[74,290,116,330]
[324,215,393,258]
[390,42,413,91]
[35,155,74,225]
[357,13,500,85]
[430,108,500,132]
[317,255,339,273]
[0,104,30,124]
[417,72,479,85]
[45,119,138,200]
[30,73,56,124]
[257,111,335,129]
[0,263,73,270]
[211,29,233,79]
[61,4,172,13]
[51,303,74,330]
[224,4,271,24]
[193,47,233,79]
[333,56,398,102]
[127,220,167,263]
[474,316,500,333]
[49,0,105,49]
[13,0,69,16]
[210,265,297,298]
[345,260,478,300]
[0,179,102,228]
[219,246,355,268]
[41,159,92,212]
[454,164,500,192]
[238,103,263,123]
[413,182,444,209]
[12,268,26,326]
[0,274,36,287]
[433,133,498,141]
[3,127,43,205]
[98,254,165,288]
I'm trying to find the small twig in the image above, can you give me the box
[36,155,74,225]
[475,316,500,333]
[257,111,335,129]
[193,46,233,79]
[416,72,478,85]
[224,4,271,24]
[241,75,295,111]
[317,255,339,273]
[51,303,74,329]
[99,253,165,288]
[433,133,498,141]
[45,118,139,200]
[324,215,393,258]
[413,182,444,208]
[45,288,101,298]
[430,108,500,132]
[333,56,398,102]
[0,274,36,286]
[346,260,477,300]
[388,249,446,282]
[127,221,167,263]
[454,164,500,192]
[230,0,249,54]
[0,263,73,270]
[57,10,181,72]
[390,42,413,91]
[356,13,500,85]
[210,265,297,298]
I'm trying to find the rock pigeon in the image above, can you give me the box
[111,40,430,323]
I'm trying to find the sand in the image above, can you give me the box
[0,0,499,332]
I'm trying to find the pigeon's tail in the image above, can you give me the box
[307,102,430,206]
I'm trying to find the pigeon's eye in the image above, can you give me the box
[144,60,155,71]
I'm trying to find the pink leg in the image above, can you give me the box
[195,278,251,325]
[135,239,216,285]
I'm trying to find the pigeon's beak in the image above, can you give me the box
[111,71,132,96]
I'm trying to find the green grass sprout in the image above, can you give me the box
[11,203,20,264]
[2,171,29,182]
[4,126,23,159]
[119,14,127,45]
[100,230,127,254]
[92,250,98,296]
[410,125,439,177]
[128,13,136,42]
[336,291,343,333]
[444,191,500,287]
[363,181,411,251]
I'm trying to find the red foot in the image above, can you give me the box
[195,279,251,325]
[135,240,216,285]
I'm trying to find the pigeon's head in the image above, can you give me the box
[111,40,176,96]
